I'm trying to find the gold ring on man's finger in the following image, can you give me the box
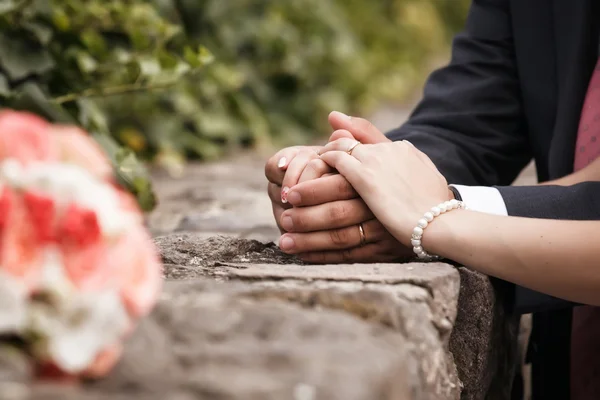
[358,223,367,246]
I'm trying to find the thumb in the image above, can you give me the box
[328,111,390,144]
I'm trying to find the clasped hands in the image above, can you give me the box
[265,111,452,263]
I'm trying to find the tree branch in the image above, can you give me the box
[52,81,178,104]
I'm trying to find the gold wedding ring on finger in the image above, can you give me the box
[358,223,367,246]
[347,141,361,156]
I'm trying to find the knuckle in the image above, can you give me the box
[354,117,373,131]
[336,176,354,197]
[329,228,350,246]
[328,202,350,223]
[308,158,325,172]
[299,147,319,158]
[303,252,322,264]
[290,211,306,231]
[265,155,277,178]
[340,249,354,263]
[267,182,279,201]
[307,185,318,203]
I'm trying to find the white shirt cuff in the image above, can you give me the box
[450,184,508,216]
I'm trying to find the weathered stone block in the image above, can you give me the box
[1,234,518,400]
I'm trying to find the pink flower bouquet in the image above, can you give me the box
[0,111,162,380]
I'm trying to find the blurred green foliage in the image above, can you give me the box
[0,0,469,209]
[103,0,469,168]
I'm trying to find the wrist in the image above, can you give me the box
[410,199,466,260]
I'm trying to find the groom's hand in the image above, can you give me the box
[270,174,413,263]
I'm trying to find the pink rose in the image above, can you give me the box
[0,111,113,179]
[82,344,123,379]
[0,187,44,290]
[50,126,113,180]
[113,226,163,318]
[0,111,57,164]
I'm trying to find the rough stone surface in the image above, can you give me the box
[147,154,282,243]
[450,269,520,400]
[2,235,517,400]
[1,235,518,400]
[155,235,519,400]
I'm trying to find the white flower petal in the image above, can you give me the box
[0,272,27,334]
[40,291,129,373]
[0,160,134,238]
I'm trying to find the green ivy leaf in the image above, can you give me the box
[23,21,53,45]
[137,56,162,77]
[51,7,70,31]
[92,133,157,212]
[197,46,215,65]
[183,46,201,68]
[0,33,54,81]
[80,30,108,57]
[0,1,18,14]
[9,82,74,123]
[0,74,10,98]
[75,51,98,74]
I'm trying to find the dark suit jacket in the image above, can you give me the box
[386,1,600,398]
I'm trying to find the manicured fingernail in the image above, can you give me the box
[403,140,415,147]
[281,186,290,203]
[332,111,351,120]
[287,190,301,205]
[279,235,295,251]
[278,157,287,168]
[281,216,293,231]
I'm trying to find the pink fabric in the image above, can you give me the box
[573,59,600,170]
[571,58,600,400]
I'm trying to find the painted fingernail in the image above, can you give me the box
[281,216,294,231]
[332,111,351,120]
[278,157,287,168]
[281,186,290,203]
[279,235,295,251]
[287,190,301,205]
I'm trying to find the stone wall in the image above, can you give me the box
[0,235,519,400]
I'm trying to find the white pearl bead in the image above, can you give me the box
[413,226,423,237]
[411,239,421,247]
[438,203,447,212]
[444,201,452,210]
[450,199,459,209]
[431,207,441,216]
[424,212,434,222]
[417,252,428,259]
[413,246,423,254]
[417,218,428,228]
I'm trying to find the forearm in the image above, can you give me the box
[422,210,600,305]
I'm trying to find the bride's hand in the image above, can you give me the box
[317,138,451,246]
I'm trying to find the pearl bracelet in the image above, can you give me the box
[411,199,467,261]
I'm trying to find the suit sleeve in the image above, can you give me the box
[387,0,532,186]
[495,183,600,313]
[498,183,600,220]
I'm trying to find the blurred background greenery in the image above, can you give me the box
[0,0,469,210]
